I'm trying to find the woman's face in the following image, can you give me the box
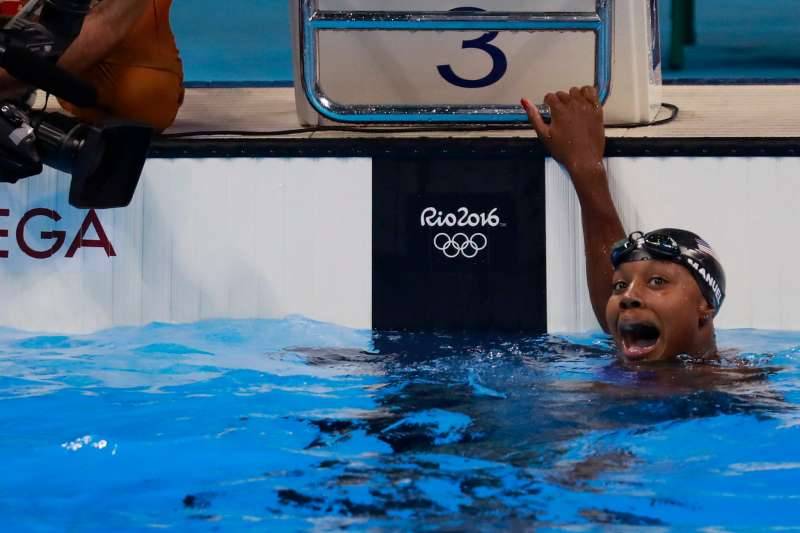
[605,259,713,364]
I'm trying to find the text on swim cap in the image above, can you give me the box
[686,257,722,306]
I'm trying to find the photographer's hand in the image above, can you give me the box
[521,86,624,332]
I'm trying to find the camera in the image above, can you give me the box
[0,0,152,208]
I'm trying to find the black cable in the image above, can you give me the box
[607,102,679,128]
[157,102,680,140]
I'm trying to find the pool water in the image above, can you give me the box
[1,317,799,531]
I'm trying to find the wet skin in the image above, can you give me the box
[605,259,716,364]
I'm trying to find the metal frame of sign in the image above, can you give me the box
[299,0,614,123]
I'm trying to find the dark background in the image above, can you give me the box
[372,157,547,332]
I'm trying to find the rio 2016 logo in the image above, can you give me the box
[0,208,115,259]
[420,206,500,228]
[420,206,501,259]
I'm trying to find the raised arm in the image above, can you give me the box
[521,86,625,332]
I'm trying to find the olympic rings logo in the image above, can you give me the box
[433,232,487,259]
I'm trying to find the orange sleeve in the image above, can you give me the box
[105,0,182,76]
[59,0,184,132]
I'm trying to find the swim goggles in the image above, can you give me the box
[610,231,681,269]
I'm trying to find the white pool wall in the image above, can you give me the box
[547,157,800,332]
[3,155,800,334]
[0,158,372,333]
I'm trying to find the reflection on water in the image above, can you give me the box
[1,318,799,531]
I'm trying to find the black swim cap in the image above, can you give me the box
[610,228,726,315]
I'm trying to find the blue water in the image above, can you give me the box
[1,318,800,531]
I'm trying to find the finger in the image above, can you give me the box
[581,85,600,107]
[544,92,565,122]
[521,98,550,139]
[556,91,571,105]
[570,86,589,110]
[544,92,562,111]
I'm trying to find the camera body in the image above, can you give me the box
[0,0,153,208]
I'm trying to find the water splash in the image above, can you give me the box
[0,320,799,530]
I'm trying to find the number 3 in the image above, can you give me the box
[437,7,508,89]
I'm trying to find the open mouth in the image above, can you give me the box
[618,322,661,360]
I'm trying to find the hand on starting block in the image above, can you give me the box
[521,86,605,179]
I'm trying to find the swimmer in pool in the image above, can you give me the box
[521,87,726,365]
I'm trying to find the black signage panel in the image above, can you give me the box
[373,157,547,331]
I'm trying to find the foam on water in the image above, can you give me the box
[1,317,799,531]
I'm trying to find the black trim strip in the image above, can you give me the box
[606,138,800,157]
[664,78,800,86]
[150,137,800,159]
